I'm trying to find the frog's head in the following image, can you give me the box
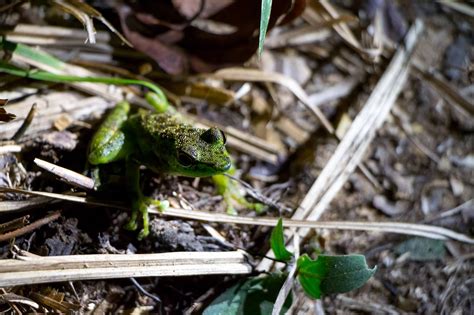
[166,127,231,177]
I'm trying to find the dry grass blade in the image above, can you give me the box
[0,24,112,50]
[160,207,474,244]
[160,81,235,106]
[308,79,358,108]
[30,292,80,313]
[272,235,299,315]
[413,63,474,116]
[308,0,382,60]
[438,0,474,17]
[424,199,474,223]
[0,198,52,213]
[47,0,132,46]
[0,292,39,309]
[50,0,97,44]
[60,0,132,46]
[213,67,334,133]
[0,251,251,286]
[265,26,331,49]
[1,24,111,42]
[2,186,473,244]
[0,93,111,139]
[266,15,356,48]
[0,187,126,209]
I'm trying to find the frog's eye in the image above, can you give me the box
[201,127,224,144]
[177,150,195,167]
[220,129,227,145]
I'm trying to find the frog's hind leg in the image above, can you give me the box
[125,158,169,239]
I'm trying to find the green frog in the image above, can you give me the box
[88,99,232,239]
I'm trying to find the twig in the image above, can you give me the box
[424,199,474,223]
[0,0,25,13]
[0,211,61,242]
[0,145,22,154]
[130,278,162,304]
[392,108,441,164]
[34,158,95,190]
[0,215,29,233]
[12,103,36,141]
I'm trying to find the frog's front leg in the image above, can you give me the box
[213,168,265,215]
[125,158,169,239]
[88,101,133,165]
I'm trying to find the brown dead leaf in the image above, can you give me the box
[117,0,307,74]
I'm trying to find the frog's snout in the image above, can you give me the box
[219,157,232,172]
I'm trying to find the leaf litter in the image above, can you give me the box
[0,0,473,314]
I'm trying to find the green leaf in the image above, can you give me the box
[270,218,293,262]
[203,273,292,315]
[258,0,272,56]
[395,237,445,261]
[297,254,376,299]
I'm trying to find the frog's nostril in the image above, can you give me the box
[220,159,231,171]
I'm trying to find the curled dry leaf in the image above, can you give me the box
[117,0,307,74]
[0,99,15,123]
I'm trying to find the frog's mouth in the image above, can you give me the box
[178,158,231,178]
[212,158,232,173]
[196,158,231,177]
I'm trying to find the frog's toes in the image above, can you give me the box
[137,227,149,240]
[250,202,266,214]
[124,219,138,231]
[226,204,237,215]
[155,200,169,211]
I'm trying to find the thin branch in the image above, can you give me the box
[12,103,37,141]
[34,158,95,190]
[0,211,61,242]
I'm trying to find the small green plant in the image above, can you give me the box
[204,218,376,314]
[271,218,376,299]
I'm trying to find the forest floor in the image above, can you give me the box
[0,1,472,314]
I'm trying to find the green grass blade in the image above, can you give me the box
[0,62,168,112]
[258,0,272,56]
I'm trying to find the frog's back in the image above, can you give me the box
[130,112,196,142]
